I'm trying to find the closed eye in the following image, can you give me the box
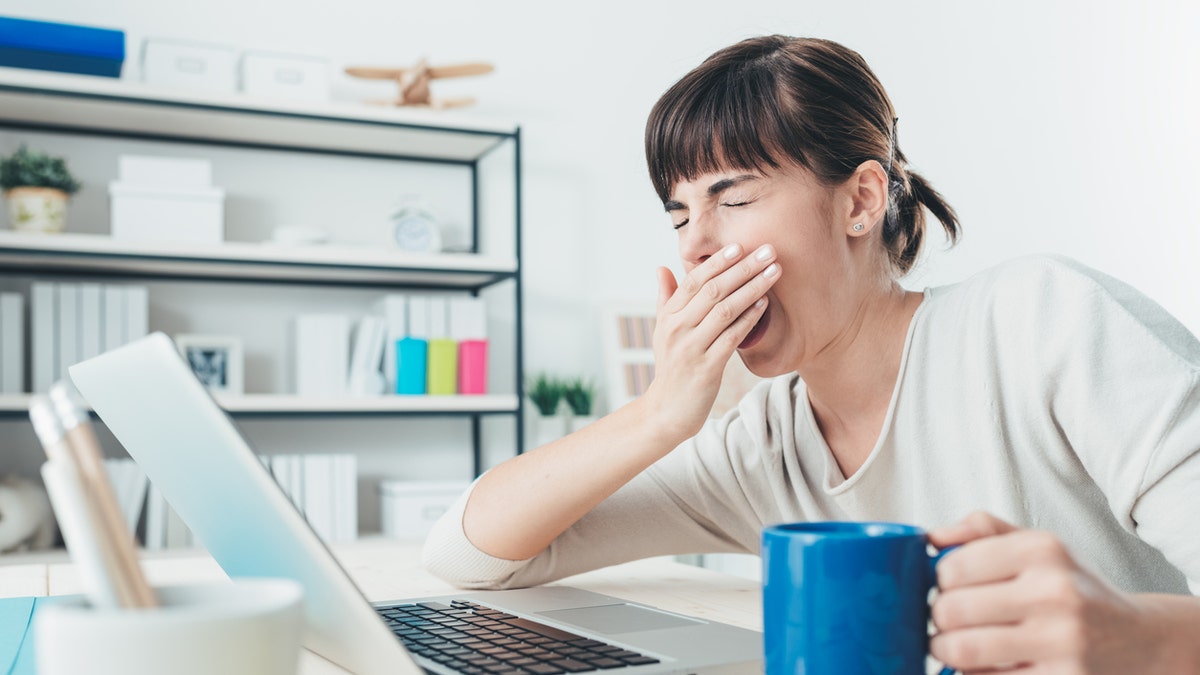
[672,218,689,230]
[721,201,751,207]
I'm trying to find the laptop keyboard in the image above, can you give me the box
[379,600,663,673]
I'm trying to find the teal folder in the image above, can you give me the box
[0,596,76,675]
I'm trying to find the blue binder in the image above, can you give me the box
[0,16,125,78]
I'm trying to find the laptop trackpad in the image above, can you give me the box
[538,604,704,635]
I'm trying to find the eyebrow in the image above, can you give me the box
[663,174,760,212]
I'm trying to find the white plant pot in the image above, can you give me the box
[5,187,68,233]
[531,412,566,449]
[567,414,598,434]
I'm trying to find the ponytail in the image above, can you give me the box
[883,167,960,275]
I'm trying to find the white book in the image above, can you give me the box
[304,454,334,542]
[450,296,487,340]
[428,295,449,339]
[328,316,351,397]
[79,283,103,360]
[408,295,431,339]
[294,314,349,397]
[346,316,386,396]
[143,482,166,550]
[57,283,80,378]
[372,295,407,394]
[31,283,56,393]
[0,293,24,393]
[294,316,320,396]
[125,286,149,341]
[102,285,126,352]
[341,454,358,542]
[331,451,345,540]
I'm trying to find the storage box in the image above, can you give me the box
[141,39,238,93]
[0,16,124,78]
[240,51,330,102]
[109,183,225,245]
[379,480,469,540]
[118,155,212,189]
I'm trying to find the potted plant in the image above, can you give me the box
[527,373,566,448]
[1,145,82,234]
[563,377,598,433]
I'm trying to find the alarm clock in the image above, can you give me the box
[389,203,442,253]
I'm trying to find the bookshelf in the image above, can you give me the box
[0,67,525,480]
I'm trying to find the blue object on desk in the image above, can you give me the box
[0,16,125,78]
[0,596,78,675]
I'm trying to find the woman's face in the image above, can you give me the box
[665,163,861,376]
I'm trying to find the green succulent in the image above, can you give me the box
[562,378,596,416]
[0,145,82,194]
[527,373,565,416]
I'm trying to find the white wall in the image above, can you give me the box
[3,1,1198,530]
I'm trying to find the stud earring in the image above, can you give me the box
[852,223,865,232]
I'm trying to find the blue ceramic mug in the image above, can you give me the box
[762,522,955,675]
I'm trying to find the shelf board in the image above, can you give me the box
[0,393,518,417]
[0,231,517,289]
[0,67,517,163]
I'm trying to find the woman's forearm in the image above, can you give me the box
[1136,593,1200,672]
[462,394,691,561]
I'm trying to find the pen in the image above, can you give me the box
[30,395,126,609]
[48,382,158,608]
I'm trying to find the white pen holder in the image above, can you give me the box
[35,578,304,675]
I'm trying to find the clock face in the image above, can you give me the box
[392,213,440,253]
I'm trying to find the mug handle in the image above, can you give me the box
[928,545,959,675]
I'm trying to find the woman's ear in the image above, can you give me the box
[844,160,889,237]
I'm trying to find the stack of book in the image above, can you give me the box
[263,453,358,544]
[30,282,149,393]
[293,293,488,398]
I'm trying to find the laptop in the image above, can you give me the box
[68,333,762,675]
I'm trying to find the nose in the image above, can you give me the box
[678,218,721,270]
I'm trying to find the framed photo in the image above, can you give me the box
[174,334,244,394]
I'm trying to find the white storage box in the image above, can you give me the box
[118,155,212,189]
[109,183,225,245]
[241,51,331,102]
[379,480,469,540]
[142,39,239,94]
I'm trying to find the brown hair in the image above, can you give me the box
[645,35,959,275]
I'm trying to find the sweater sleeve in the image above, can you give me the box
[1009,256,1200,592]
[422,380,792,589]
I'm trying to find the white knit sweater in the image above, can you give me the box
[424,255,1200,595]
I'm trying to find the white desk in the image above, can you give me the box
[0,540,763,673]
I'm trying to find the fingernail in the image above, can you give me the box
[723,244,741,260]
[754,298,766,308]
[755,245,774,261]
[763,263,779,278]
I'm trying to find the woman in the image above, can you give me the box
[425,35,1200,672]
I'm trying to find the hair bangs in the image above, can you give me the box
[646,62,798,203]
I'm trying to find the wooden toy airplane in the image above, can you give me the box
[344,59,494,109]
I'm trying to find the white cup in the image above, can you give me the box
[35,578,304,675]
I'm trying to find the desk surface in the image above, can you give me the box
[0,540,763,674]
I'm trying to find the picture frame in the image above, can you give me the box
[174,334,244,395]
